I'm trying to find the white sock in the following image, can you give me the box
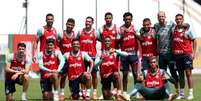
[21,92,26,100]
[60,88,64,95]
[86,89,91,97]
[93,89,97,93]
[188,88,193,96]
[180,89,184,96]
[123,91,127,95]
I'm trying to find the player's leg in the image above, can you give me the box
[50,73,59,100]
[21,74,29,101]
[5,80,16,101]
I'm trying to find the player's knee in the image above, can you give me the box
[23,74,29,81]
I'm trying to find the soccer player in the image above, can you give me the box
[118,12,140,97]
[33,13,60,62]
[94,36,128,100]
[172,14,197,100]
[97,12,118,50]
[5,42,31,101]
[138,18,157,70]
[58,18,76,100]
[37,38,65,100]
[154,11,179,91]
[76,16,98,99]
[63,39,93,100]
[122,56,176,101]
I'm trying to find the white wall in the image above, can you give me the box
[0,0,200,37]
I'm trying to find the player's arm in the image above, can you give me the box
[161,70,176,84]
[56,50,65,72]
[33,29,43,61]
[5,54,19,74]
[94,56,102,68]
[22,56,32,74]
[37,52,52,72]
[83,52,94,73]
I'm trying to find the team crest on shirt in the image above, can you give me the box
[112,30,115,34]
[110,55,113,59]
[147,36,151,39]
[21,61,25,65]
[90,34,92,37]
[51,54,54,58]
[156,75,159,79]
[77,57,81,60]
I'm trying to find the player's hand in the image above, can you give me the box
[109,48,115,54]
[32,56,37,63]
[103,73,112,78]
[84,72,91,79]
[50,70,57,73]
[11,73,19,80]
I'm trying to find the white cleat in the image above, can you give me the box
[187,95,194,100]
[176,95,185,99]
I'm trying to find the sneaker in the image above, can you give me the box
[119,93,130,101]
[98,95,103,100]
[176,95,185,99]
[92,92,97,99]
[53,93,59,101]
[59,94,65,101]
[187,95,194,100]
[21,94,26,101]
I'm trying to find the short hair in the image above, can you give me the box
[148,56,157,63]
[67,18,75,24]
[72,38,79,43]
[86,16,94,23]
[143,18,151,23]
[17,42,26,48]
[104,35,111,41]
[46,38,55,44]
[175,13,183,18]
[105,12,113,18]
[123,12,133,18]
[46,13,54,18]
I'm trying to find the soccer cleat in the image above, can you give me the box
[176,95,185,99]
[21,94,26,101]
[187,95,194,100]
[59,94,65,101]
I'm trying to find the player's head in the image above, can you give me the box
[104,36,112,49]
[72,38,80,52]
[123,12,133,26]
[148,56,158,69]
[105,12,113,24]
[66,18,75,32]
[17,42,26,57]
[175,13,184,26]
[46,13,54,27]
[142,18,151,31]
[46,38,55,52]
[157,11,166,24]
[85,16,94,29]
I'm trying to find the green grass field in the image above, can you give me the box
[0,74,201,101]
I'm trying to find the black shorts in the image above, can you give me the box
[84,57,98,73]
[101,73,115,90]
[174,54,193,70]
[40,78,53,93]
[59,62,68,77]
[5,77,22,94]
[69,74,87,96]
[120,54,138,71]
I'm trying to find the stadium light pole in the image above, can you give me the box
[128,0,130,12]
[62,0,64,31]
[23,0,28,34]
[95,0,98,30]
